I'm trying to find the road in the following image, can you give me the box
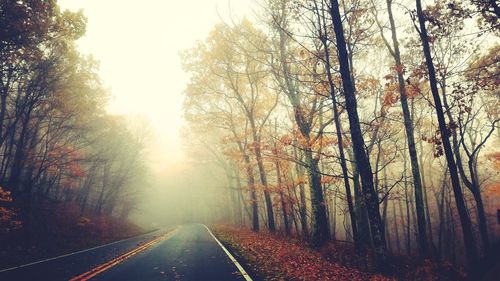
[0,224,252,281]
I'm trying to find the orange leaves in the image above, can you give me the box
[279,134,293,146]
[321,175,340,185]
[0,187,13,203]
[214,226,394,281]
[486,152,500,171]
[46,146,85,181]
[0,186,22,233]
[0,206,22,233]
[484,184,500,199]
[405,84,421,99]
[382,64,422,111]
[382,90,399,109]
[313,81,330,97]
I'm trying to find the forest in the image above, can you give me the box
[0,0,498,280]
[0,0,149,268]
[181,0,499,279]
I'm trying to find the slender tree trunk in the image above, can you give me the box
[331,188,337,240]
[322,32,359,251]
[441,69,490,254]
[415,0,477,267]
[250,123,276,232]
[235,167,251,226]
[469,159,489,254]
[393,199,402,254]
[384,0,429,258]
[0,92,6,148]
[10,109,33,192]
[274,151,290,235]
[329,0,388,271]
[294,145,309,237]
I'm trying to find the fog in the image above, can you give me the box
[7,0,495,275]
[56,0,252,227]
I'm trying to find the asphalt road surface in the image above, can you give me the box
[0,224,251,281]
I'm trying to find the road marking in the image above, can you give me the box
[0,229,163,273]
[68,228,178,281]
[203,224,253,281]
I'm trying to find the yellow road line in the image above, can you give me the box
[68,228,178,281]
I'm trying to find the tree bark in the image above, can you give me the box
[381,0,430,258]
[314,2,359,249]
[328,0,388,271]
[415,0,477,268]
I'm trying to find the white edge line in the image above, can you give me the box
[203,224,253,281]
[0,229,164,273]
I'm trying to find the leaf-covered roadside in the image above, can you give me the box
[212,225,393,281]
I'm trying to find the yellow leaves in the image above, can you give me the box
[312,135,340,151]
[294,175,308,186]
[222,148,243,161]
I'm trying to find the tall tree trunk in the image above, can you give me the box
[315,4,359,248]
[276,159,290,235]
[304,147,330,247]
[252,132,276,232]
[349,148,371,250]
[415,0,477,268]
[9,108,33,192]
[393,199,402,254]
[328,0,388,271]
[276,22,328,243]
[468,159,489,254]
[440,69,491,255]
[383,0,429,258]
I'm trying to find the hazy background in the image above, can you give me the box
[58,0,250,227]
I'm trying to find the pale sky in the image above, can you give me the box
[58,0,250,173]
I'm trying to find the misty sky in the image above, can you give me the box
[58,0,250,174]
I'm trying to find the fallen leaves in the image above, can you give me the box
[213,225,394,281]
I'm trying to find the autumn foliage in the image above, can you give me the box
[214,225,392,281]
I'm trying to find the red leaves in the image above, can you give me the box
[214,226,393,281]
[393,64,406,75]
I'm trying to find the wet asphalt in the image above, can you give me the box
[0,224,249,281]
